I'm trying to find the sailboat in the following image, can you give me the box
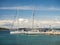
[10,8,60,35]
[10,8,40,34]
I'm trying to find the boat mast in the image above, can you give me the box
[16,7,20,30]
[32,8,35,30]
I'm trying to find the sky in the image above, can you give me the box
[0,0,60,28]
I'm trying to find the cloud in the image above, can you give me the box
[0,20,12,25]
[48,7,60,11]
[0,20,13,28]
[0,18,60,28]
[19,18,28,23]
[0,6,33,10]
[0,6,60,11]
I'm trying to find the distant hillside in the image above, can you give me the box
[0,27,9,30]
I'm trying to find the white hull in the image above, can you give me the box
[10,31,60,35]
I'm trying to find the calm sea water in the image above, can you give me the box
[0,30,60,45]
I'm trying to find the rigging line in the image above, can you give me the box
[16,8,19,30]
[10,8,19,31]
